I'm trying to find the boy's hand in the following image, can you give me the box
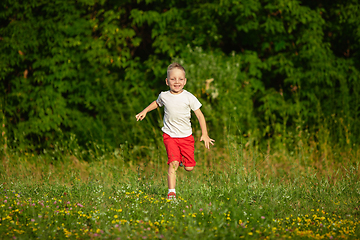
[135,111,147,121]
[200,135,215,149]
[136,101,159,121]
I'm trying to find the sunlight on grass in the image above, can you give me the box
[1,186,359,239]
[1,145,359,239]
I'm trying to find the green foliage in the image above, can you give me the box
[0,0,143,152]
[0,0,359,155]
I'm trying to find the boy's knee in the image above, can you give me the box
[185,166,194,172]
[169,161,179,169]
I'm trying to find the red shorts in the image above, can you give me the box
[163,133,196,167]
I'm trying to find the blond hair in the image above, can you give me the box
[167,62,186,78]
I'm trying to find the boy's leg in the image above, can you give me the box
[179,135,196,171]
[184,166,194,171]
[168,161,179,189]
[163,133,181,190]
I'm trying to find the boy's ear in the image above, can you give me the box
[184,78,187,85]
[165,78,169,86]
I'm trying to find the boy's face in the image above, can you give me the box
[166,68,187,94]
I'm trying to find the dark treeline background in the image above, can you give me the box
[1,0,359,159]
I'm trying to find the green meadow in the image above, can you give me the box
[1,142,359,239]
[1,0,360,239]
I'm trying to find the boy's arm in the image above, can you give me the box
[136,100,159,121]
[194,108,215,149]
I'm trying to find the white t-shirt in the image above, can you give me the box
[156,90,202,138]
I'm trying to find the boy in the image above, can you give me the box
[135,62,214,200]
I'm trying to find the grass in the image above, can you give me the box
[0,142,359,239]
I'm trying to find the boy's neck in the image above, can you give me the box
[170,89,184,95]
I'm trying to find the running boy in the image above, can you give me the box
[135,62,215,199]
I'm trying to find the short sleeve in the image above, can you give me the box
[156,92,164,107]
[189,93,202,111]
